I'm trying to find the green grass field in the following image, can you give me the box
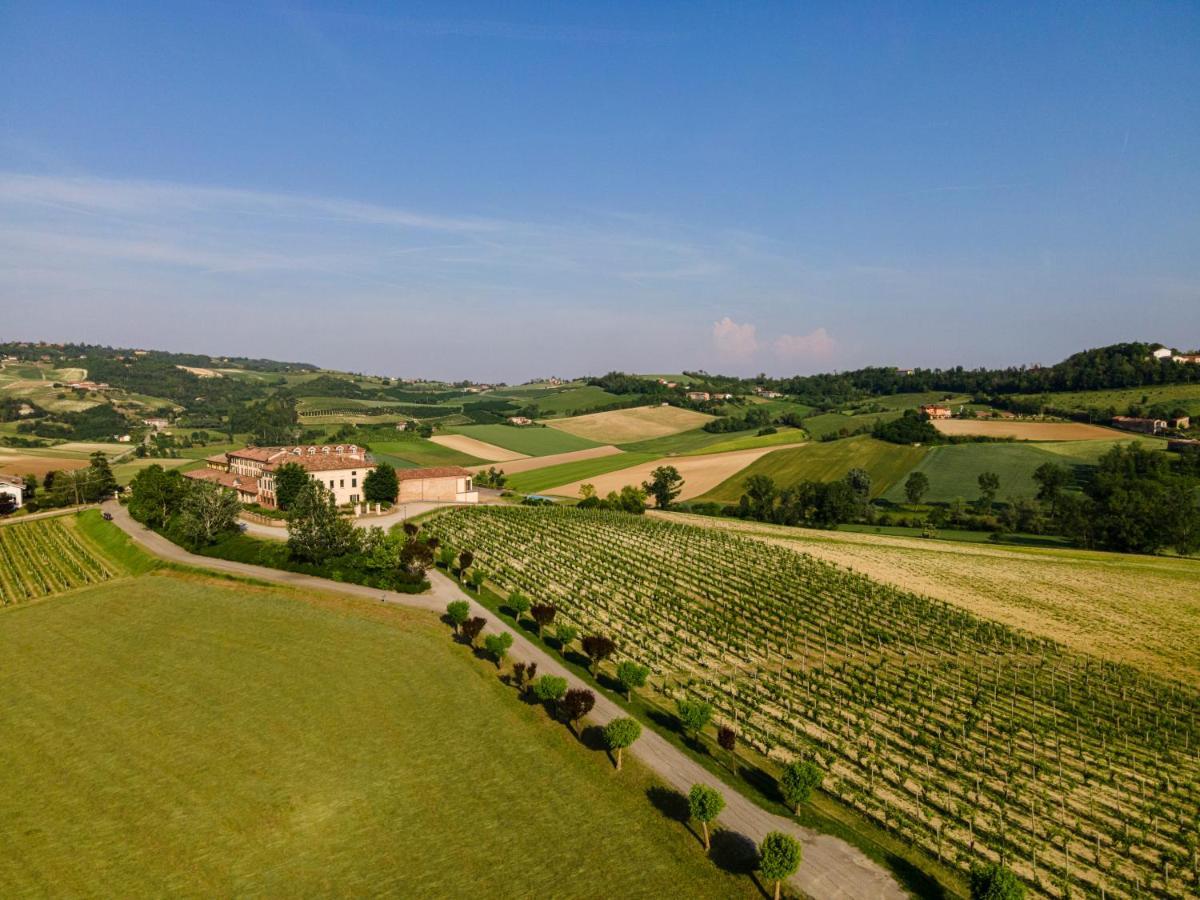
[368,435,485,468]
[505,451,657,494]
[0,573,754,898]
[684,428,806,455]
[801,410,903,439]
[617,426,804,457]
[447,423,602,456]
[878,436,1174,504]
[517,385,621,415]
[701,436,926,502]
[1008,383,1200,417]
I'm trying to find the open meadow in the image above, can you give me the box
[701,436,925,502]
[545,405,714,443]
[0,520,756,898]
[427,505,1200,899]
[429,433,529,462]
[446,423,602,456]
[472,445,623,477]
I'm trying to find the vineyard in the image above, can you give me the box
[425,506,1200,899]
[0,517,116,604]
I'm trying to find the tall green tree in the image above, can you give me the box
[615,660,649,701]
[758,832,801,900]
[977,471,1001,509]
[1032,461,1069,505]
[286,480,360,563]
[642,465,684,509]
[175,480,241,546]
[904,471,930,505]
[273,462,309,511]
[687,784,725,851]
[362,463,398,504]
[743,474,777,519]
[128,464,187,528]
[87,451,118,498]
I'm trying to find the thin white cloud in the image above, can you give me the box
[711,317,759,362]
[774,327,836,361]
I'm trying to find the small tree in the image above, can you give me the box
[779,759,825,813]
[460,616,486,647]
[511,661,528,693]
[554,623,579,653]
[978,471,1001,510]
[286,480,360,564]
[676,698,713,738]
[603,717,641,770]
[466,567,486,591]
[560,688,595,734]
[718,725,737,755]
[362,462,398,504]
[581,634,616,676]
[436,545,456,568]
[904,470,930,505]
[615,660,649,701]
[533,675,568,713]
[643,465,684,509]
[759,831,802,900]
[483,632,513,668]
[457,550,474,572]
[688,784,725,851]
[530,603,557,637]
[969,862,1025,900]
[446,600,470,633]
[507,590,531,624]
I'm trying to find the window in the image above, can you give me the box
[329,479,334,488]
[351,478,357,487]
[339,479,344,488]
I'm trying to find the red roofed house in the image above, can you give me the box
[190,444,374,507]
[396,466,478,504]
[921,405,952,419]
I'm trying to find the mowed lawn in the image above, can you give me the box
[447,423,601,456]
[701,436,925,502]
[0,574,755,898]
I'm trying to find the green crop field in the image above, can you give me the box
[801,410,903,440]
[505,451,656,494]
[447,423,602,456]
[426,505,1200,899]
[684,427,806,455]
[1010,384,1200,417]
[618,427,751,455]
[368,436,484,468]
[701,436,925,502]
[519,385,621,415]
[0,513,127,605]
[0,571,753,898]
[877,438,1171,504]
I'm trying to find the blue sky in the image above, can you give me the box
[1,2,1197,381]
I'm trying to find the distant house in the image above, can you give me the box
[143,417,170,431]
[657,378,679,389]
[713,392,735,400]
[754,387,784,399]
[686,391,711,402]
[896,367,916,376]
[1172,354,1200,365]
[396,466,478,504]
[0,475,24,511]
[114,434,132,443]
[395,421,410,431]
[197,444,375,507]
[921,405,952,419]
[1112,416,1167,435]
[507,416,533,426]
[1151,348,1173,360]
[67,380,109,392]
[1170,416,1191,430]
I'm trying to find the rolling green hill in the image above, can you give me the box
[701,435,926,502]
[446,423,602,456]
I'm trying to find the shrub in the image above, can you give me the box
[446,600,470,633]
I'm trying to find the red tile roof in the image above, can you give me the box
[184,468,259,496]
[395,466,471,481]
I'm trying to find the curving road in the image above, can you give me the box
[103,500,905,900]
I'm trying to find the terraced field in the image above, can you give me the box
[701,436,925,502]
[427,506,1200,899]
[0,516,115,604]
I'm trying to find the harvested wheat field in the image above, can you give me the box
[428,434,528,462]
[0,453,90,479]
[470,444,622,475]
[544,405,713,443]
[175,365,222,377]
[933,419,1121,440]
[658,511,1200,683]
[545,445,803,501]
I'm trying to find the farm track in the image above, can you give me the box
[425,506,1200,899]
[100,501,903,900]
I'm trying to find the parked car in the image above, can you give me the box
[102,512,113,521]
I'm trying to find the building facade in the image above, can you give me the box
[396,466,478,504]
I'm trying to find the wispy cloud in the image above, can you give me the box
[711,317,759,362]
[774,327,835,361]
